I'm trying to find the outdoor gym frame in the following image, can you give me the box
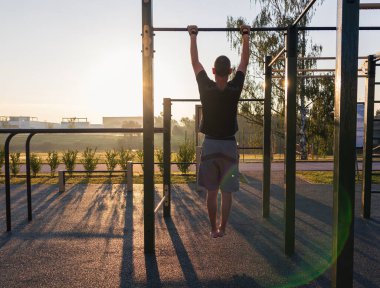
[142,0,379,287]
[162,95,271,220]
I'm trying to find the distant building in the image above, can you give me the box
[0,116,60,129]
[61,117,90,128]
[103,116,143,128]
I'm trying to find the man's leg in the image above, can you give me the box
[219,191,232,234]
[207,189,219,235]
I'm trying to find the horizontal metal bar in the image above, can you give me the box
[154,195,167,214]
[293,0,317,27]
[375,82,380,85]
[153,26,380,32]
[273,69,336,73]
[238,147,263,150]
[272,75,335,79]
[133,162,196,165]
[240,99,265,102]
[360,3,380,10]
[373,119,380,121]
[0,128,164,134]
[274,56,369,62]
[371,190,380,194]
[273,74,366,79]
[170,98,263,102]
[171,99,200,102]
[154,27,285,32]
[268,48,286,67]
[61,170,128,174]
[374,101,380,103]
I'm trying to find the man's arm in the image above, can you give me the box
[237,25,250,75]
[187,25,204,76]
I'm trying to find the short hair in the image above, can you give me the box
[214,55,231,77]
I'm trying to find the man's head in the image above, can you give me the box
[213,55,232,77]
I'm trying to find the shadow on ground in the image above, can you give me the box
[0,171,379,287]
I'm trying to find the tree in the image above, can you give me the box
[227,0,325,159]
[307,76,334,157]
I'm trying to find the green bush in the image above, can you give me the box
[155,148,164,175]
[0,146,4,175]
[30,153,42,177]
[62,149,78,176]
[80,147,99,177]
[118,148,134,177]
[105,149,118,177]
[176,138,195,174]
[136,150,144,172]
[47,151,59,177]
[10,152,21,177]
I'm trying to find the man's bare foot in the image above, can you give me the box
[217,226,226,237]
[210,230,219,238]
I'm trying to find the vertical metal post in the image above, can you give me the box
[195,104,201,147]
[284,26,298,256]
[58,171,65,192]
[362,55,376,219]
[362,55,376,218]
[263,55,272,218]
[163,98,171,217]
[26,133,35,221]
[127,161,133,192]
[332,1,359,287]
[142,0,155,254]
[4,133,16,231]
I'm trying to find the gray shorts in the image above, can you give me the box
[198,138,239,192]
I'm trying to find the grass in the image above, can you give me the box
[0,172,196,185]
[297,171,380,184]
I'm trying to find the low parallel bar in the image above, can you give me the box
[0,127,165,232]
[0,128,164,134]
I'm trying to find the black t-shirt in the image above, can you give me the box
[196,70,245,138]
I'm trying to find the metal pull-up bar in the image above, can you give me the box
[153,26,380,32]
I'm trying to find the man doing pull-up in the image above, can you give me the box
[187,25,250,238]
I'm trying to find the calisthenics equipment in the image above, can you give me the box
[142,4,379,286]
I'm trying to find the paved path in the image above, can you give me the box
[0,173,379,287]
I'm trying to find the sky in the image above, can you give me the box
[0,0,379,124]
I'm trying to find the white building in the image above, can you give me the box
[0,116,60,129]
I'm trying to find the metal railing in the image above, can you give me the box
[0,128,163,231]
